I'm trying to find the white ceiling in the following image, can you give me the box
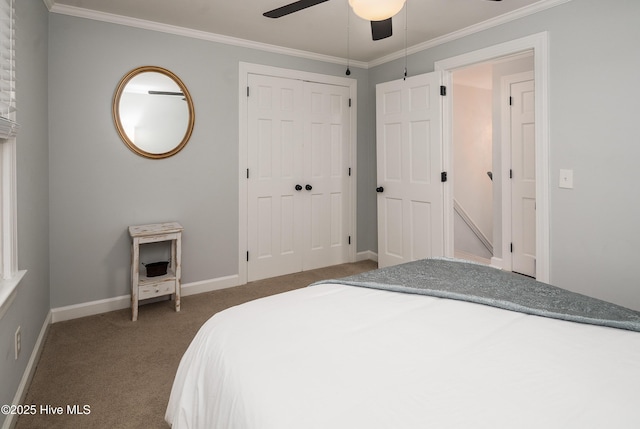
[47,0,557,66]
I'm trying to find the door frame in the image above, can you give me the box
[435,32,550,283]
[238,62,358,285]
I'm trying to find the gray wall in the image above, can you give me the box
[369,0,640,310]
[0,0,50,424]
[48,13,374,307]
[3,1,640,420]
[47,0,640,311]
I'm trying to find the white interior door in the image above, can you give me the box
[247,74,351,281]
[510,78,536,277]
[376,72,444,268]
[302,82,351,270]
[247,74,304,281]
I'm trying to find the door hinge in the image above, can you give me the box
[441,171,448,182]
[247,168,250,179]
[349,98,352,107]
[510,243,513,253]
[246,251,249,261]
[348,167,352,176]
[247,86,250,97]
[348,236,351,245]
[509,96,513,106]
[440,85,447,96]
[509,169,513,179]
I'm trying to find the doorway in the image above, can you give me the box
[451,53,535,277]
[436,32,550,283]
[451,63,495,266]
[238,63,358,285]
[246,75,351,281]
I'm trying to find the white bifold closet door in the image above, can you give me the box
[247,74,351,281]
[376,72,444,268]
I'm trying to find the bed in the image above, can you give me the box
[165,258,640,428]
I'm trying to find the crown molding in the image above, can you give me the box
[46,3,369,70]
[46,0,570,70]
[368,0,571,68]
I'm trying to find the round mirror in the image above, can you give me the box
[113,66,195,159]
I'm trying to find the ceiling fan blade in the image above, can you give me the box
[263,0,330,18]
[371,18,393,41]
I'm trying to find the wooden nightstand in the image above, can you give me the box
[129,222,183,321]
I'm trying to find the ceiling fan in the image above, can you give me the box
[264,0,502,42]
[263,0,393,41]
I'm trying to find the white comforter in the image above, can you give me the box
[166,283,640,428]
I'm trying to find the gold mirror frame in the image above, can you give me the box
[112,66,195,159]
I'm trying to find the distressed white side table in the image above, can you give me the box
[128,222,183,321]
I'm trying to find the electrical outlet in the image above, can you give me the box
[14,326,21,360]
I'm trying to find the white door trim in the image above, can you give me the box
[238,62,358,285]
[435,32,550,283]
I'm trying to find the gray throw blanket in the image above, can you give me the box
[312,258,640,332]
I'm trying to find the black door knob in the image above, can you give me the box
[376,187,384,193]
[305,184,313,191]
[295,184,302,191]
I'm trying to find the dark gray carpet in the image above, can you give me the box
[16,261,377,429]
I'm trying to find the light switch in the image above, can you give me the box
[559,169,573,189]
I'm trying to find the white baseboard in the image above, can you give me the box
[356,250,378,262]
[2,311,51,429]
[490,256,504,270]
[51,274,241,323]
[182,274,240,296]
[49,254,380,324]
[454,249,492,266]
[51,295,129,323]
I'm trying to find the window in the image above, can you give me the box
[0,0,22,319]
[0,0,17,133]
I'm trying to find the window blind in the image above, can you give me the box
[0,0,17,282]
[0,0,17,139]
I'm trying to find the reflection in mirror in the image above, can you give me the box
[113,66,195,159]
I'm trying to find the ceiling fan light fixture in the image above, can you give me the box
[348,0,406,21]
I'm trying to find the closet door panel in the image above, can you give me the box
[248,75,304,281]
[247,75,351,280]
